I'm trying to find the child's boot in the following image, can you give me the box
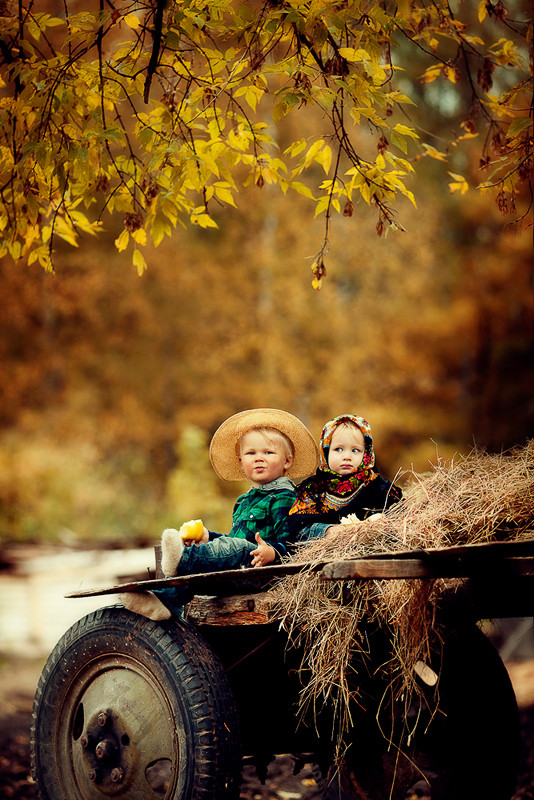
[119,591,171,621]
[161,527,184,577]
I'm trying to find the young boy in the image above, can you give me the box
[120,408,318,620]
[288,414,402,542]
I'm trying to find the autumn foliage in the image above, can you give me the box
[0,1,532,546]
[0,0,531,283]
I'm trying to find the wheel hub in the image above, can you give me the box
[79,708,128,793]
[67,662,177,798]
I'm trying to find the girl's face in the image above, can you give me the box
[239,431,293,487]
[327,425,366,475]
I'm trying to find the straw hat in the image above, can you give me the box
[209,408,319,481]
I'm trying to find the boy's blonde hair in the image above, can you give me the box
[239,426,294,459]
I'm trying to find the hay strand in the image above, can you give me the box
[275,440,534,751]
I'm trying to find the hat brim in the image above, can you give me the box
[209,408,319,481]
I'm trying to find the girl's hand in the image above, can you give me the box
[251,533,276,567]
[324,524,346,539]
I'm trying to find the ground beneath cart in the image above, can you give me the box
[1,655,533,800]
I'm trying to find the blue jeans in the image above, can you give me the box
[153,535,257,616]
[296,522,330,542]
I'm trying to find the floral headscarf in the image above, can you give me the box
[289,414,378,515]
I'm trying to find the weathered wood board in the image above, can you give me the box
[65,538,534,600]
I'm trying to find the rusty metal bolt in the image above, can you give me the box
[97,711,108,727]
[88,768,101,783]
[95,738,116,761]
[110,767,124,783]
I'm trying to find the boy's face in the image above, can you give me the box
[327,425,365,475]
[239,431,293,487]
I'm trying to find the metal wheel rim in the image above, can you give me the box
[53,653,185,799]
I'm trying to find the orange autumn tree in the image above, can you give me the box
[0,0,531,283]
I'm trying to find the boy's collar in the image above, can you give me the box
[251,476,296,492]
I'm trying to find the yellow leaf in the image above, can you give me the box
[360,182,372,205]
[478,1,488,23]
[54,217,79,246]
[124,13,140,29]
[284,139,307,158]
[464,35,485,46]
[150,217,172,247]
[39,250,53,271]
[303,139,326,168]
[132,228,147,245]
[393,124,419,140]
[448,172,469,194]
[190,212,218,228]
[443,66,459,84]
[314,195,330,218]
[133,248,147,276]
[398,186,417,207]
[376,153,386,170]
[421,144,448,162]
[338,47,367,63]
[291,181,315,199]
[316,144,332,175]
[9,240,22,260]
[214,184,237,206]
[421,65,441,84]
[456,132,479,141]
[115,229,129,252]
[244,86,263,112]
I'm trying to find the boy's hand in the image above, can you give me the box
[182,525,210,547]
[251,533,276,567]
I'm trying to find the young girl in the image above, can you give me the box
[288,414,402,542]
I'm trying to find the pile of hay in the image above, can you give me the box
[275,440,534,745]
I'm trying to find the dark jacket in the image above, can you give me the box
[288,474,401,542]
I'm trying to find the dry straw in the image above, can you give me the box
[274,440,534,749]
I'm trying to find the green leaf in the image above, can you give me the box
[273,93,300,124]
[506,117,531,139]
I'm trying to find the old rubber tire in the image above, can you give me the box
[30,606,242,800]
[322,623,520,800]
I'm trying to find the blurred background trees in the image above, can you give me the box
[1,158,531,545]
[0,0,532,546]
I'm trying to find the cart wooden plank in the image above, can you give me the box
[64,560,324,599]
[321,556,534,580]
[65,538,534,598]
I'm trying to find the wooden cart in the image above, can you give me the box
[30,539,534,800]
